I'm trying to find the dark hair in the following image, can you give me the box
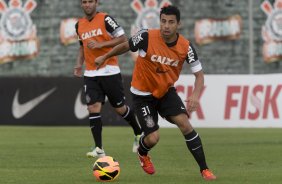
[160,5,180,22]
[81,0,98,2]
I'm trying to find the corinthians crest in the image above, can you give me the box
[130,0,171,61]
[0,0,39,64]
[145,115,155,128]
[261,0,282,63]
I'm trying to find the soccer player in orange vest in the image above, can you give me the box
[95,5,216,181]
[74,0,142,158]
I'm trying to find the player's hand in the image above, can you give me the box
[95,55,106,69]
[74,65,83,77]
[87,40,104,49]
[185,95,199,114]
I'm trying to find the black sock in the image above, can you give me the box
[138,135,150,156]
[89,113,102,149]
[184,130,208,171]
[121,106,142,135]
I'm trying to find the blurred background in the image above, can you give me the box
[1,2,281,183]
[0,0,281,76]
[0,0,281,126]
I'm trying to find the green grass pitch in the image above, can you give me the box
[0,126,281,184]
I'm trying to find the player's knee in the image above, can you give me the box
[114,105,127,115]
[178,121,193,135]
[171,114,193,134]
[146,131,160,146]
[87,103,102,113]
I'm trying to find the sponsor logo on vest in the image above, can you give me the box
[105,16,118,30]
[130,0,172,61]
[81,28,102,40]
[132,33,143,46]
[151,55,179,67]
[195,15,242,45]
[261,0,282,63]
[187,46,195,64]
[0,0,39,64]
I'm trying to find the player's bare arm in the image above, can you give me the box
[186,70,204,113]
[95,41,130,68]
[87,35,127,49]
[74,46,85,77]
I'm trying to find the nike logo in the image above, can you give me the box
[74,90,88,119]
[181,106,186,110]
[116,101,123,106]
[192,145,202,151]
[12,88,57,119]
[96,151,105,155]
[156,67,169,74]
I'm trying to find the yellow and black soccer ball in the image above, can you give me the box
[93,156,120,182]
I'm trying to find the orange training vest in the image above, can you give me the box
[132,29,189,98]
[77,12,118,70]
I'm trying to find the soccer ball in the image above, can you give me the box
[93,156,120,182]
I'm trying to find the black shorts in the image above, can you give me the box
[84,74,125,108]
[132,87,187,136]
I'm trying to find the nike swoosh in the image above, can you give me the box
[74,90,88,119]
[192,145,202,151]
[12,88,56,119]
[116,101,123,106]
[156,67,169,74]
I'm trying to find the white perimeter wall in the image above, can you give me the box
[159,74,282,128]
